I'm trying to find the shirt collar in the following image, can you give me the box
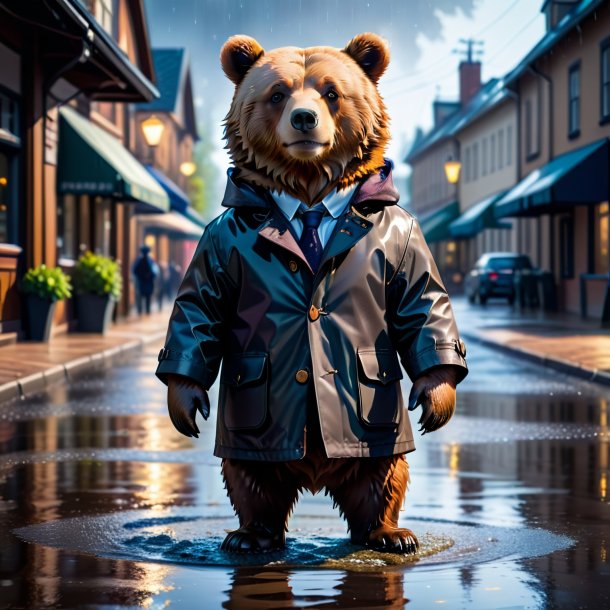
[271,183,357,222]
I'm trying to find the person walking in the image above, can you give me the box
[132,245,158,315]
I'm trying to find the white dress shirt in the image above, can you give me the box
[271,184,357,248]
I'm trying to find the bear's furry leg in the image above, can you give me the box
[326,454,419,554]
[221,458,300,553]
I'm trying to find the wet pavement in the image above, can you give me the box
[1,305,609,609]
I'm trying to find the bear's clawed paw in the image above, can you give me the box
[366,526,419,555]
[221,524,286,553]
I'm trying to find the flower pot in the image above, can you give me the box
[25,296,57,341]
[76,293,116,334]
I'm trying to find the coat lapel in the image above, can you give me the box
[258,214,314,273]
[319,209,373,268]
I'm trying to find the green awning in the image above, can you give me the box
[419,201,460,243]
[449,191,511,238]
[57,107,169,213]
[495,138,609,218]
[137,211,203,239]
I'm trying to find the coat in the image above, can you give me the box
[156,162,468,461]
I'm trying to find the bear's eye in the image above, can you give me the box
[270,92,285,104]
[325,89,339,101]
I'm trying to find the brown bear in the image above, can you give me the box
[157,32,468,555]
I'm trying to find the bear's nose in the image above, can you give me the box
[291,108,318,133]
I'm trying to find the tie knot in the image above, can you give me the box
[300,208,325,230]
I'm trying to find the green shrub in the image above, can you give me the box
[22,264,72,302]
[73,251,122,299]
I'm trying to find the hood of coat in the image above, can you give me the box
[221,160,400,211]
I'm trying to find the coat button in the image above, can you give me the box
[457,339,467,358]
[295,369,309,383]
[309,305,320,321]
[288,260,298,272]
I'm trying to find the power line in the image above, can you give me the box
[382,0,525,85]
[384,11,541,99]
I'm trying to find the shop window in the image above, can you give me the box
[568,62,580,137]
[601,38,610,123]
[559,216,574,279]
[596,202,609,274]
[93,197,112,256]
[57,195,78,260]
[0,148,18,244]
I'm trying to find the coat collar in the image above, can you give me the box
[221,159,400,211]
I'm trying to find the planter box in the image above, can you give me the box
[76,294,116,334]
[25,296,57,342]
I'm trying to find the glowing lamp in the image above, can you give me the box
[141,115,165,147]
[444,158,461,184]
[179,161,197,177]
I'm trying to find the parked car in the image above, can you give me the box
[465,252,534,305]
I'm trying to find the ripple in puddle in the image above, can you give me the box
[13,507,573,571]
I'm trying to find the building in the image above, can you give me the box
[495,0,610,319]
[450,78,518,271]
[405,57,508,288]
[0,0,172,338]
[133,48,204,297]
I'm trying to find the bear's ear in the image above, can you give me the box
[343,33,389,84]
[220,35,265,85]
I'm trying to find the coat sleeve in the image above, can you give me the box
[155,222,234,389]
[387,217,468,383]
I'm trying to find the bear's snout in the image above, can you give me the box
[290,108,318,133]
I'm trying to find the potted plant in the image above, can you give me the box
[73,251,122,333]
[21,264,72,341]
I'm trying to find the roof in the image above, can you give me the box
[504,0,605,85]
[136,48,199,139]
[405,78,510,163]
[137,49,185,112]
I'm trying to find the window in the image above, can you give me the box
[464,146,471,182]
[507,124,513,166]
[0,91,20,146]
[602,39,610,123]
[482,138,488,176]
[596,202,609,274]
[568,62,580,137]
[559,216,574,279]
[472,142,479,180]
[525,99,534,156]
[93,197,112,256]
[498,129,504,169]
[490,133,496,173]
[57,195,78,259]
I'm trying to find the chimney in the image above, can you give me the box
[541,0,579,31]
[459,61,481,108]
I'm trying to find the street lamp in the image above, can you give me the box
[141,115,165,148]
[179,161,197,177]
[444,156,462,184]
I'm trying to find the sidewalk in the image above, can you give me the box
[0,307,171,404]
[453,298,610,386]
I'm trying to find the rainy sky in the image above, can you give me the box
[144,0,546,202]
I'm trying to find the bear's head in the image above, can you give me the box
[221,33,390,205]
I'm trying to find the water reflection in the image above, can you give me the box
[0,344,609,608]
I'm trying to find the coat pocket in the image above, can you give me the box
[357,349,404,428]
[220,352,268,431]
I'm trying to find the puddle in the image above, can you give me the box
[14,506,573,572]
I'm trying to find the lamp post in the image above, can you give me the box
[141,115,165,166]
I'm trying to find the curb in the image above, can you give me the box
[0,330,166,405]
[461,330,610,387]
